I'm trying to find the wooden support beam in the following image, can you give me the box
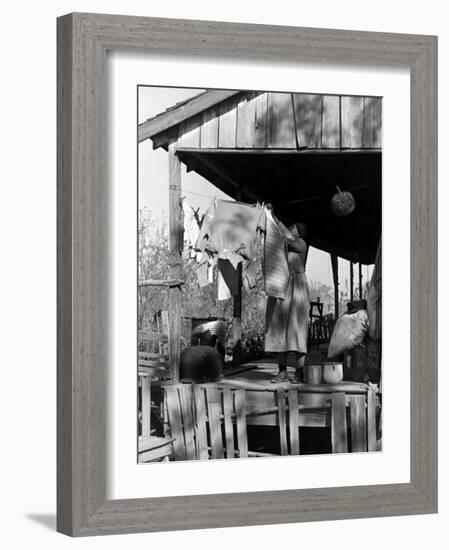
[359,262,363,299]
[168,144,182,383]
[349,260,354,302]
[138,278,184,288]
[232,263,243,368]
[331,252,339,318]
[232,186,243,368]
[176,147,382,155]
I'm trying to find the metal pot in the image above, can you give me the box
[305,364,322,385]
[322,362,343,384]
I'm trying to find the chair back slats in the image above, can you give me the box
[206,386,225,459]
[367,388,377,451]
[222,387,236,458]
[178,384,196,460]
[331,393,348,453]
[193,385,209,459]
[276,388,289,456]
[234,389,248,458]
[349,395,367,452]
[164,386,187,460]
[138,310,170,378]
[287,390,301,455]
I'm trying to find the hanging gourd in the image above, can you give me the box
[331,186,355,216]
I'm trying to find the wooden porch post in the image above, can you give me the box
[232,263,242,367]
[358,262,363,299]
[331,253,339,318]
[349,260,354,302]
[168,143,182,382]
[233,190,243,367]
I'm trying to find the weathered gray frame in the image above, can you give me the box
[57,12,438,536]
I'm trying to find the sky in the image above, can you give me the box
[138,86,373,298]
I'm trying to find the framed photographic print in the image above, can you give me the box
[57,13,437,536]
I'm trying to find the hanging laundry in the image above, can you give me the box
[195,199,265,296]
[195,251,217,289]
[182,198,202,261]
[196,199,264,262]
[195,261,210,288]
[207,263,214,284]
[217,268,232,301]
[263,209,290,300]
[242,257,257,290]
[217,258,239,300]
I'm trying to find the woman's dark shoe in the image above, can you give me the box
[271,370,289,383]
[290,369,304,384]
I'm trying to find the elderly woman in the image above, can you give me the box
[264,205,310,383]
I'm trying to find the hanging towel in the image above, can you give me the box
[263,210,290,299]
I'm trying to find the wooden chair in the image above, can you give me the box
[138,311,171,437]
[138,310,170,378]
[274,387,377,455]
[164,383,268,461]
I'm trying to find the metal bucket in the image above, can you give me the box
[322,362,344,384]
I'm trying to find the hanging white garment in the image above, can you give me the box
[182,199,202,260]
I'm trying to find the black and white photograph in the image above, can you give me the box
[137,87,382,462]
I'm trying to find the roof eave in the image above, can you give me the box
[138,90,240,143]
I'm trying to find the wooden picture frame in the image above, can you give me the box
[57,13,438,536]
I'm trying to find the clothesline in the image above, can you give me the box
[183,182,377,206]
[182,188,219,200]
[281,183,378,206]
[183,190,263,208]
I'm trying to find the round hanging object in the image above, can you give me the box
[331,188,355,216]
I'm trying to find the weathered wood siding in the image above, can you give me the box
[173,92,382,150]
